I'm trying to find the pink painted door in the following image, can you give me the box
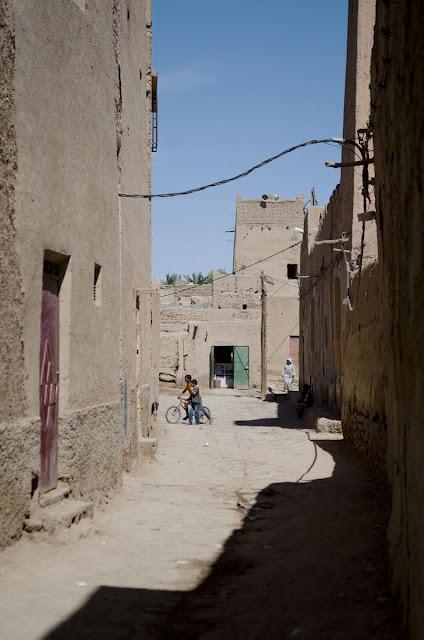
[39,269,59,493]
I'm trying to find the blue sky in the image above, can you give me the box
[152,0,348,280]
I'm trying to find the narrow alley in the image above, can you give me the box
[0,391,401,639]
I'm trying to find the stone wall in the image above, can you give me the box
[371,1,424,634]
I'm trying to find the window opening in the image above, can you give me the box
[287,264,298,279]
[93,263,102,305]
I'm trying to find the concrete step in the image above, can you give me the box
[304,405,343,434]
[24,498,94,534]
[38,482,71,508]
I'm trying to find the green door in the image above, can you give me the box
[234,346,249,389]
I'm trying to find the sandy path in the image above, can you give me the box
[0,391,402,639]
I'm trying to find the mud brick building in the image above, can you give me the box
[300,0,424,634]
[0,0,159,548]
[160,194,303,391]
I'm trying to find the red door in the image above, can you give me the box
[39,268,59,493]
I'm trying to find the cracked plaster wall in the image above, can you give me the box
[371,1,424,634]
[299,0,385,472]
[0,0,155,548]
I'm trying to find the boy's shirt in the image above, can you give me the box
[182,381,194,395]
[191,385,201,404]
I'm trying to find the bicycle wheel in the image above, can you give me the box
[166,406,181,424]
[200,406,211,424]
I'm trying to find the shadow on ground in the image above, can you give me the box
[44,413,404,639]
[234,394,303,429]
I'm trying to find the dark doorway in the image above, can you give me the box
[210,346,249,389]
[213,346,234,388]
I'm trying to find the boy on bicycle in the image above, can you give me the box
[188,379,202,425]
[181,374,193,421]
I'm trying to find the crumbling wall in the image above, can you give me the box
[0,0,154,548]
[342,263,387,471]
[371,1,424,634]
[300,0,386,474]
[0,0,31,549]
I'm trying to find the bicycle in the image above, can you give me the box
[166,397,212,424]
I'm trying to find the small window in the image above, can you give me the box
[287,264,298,280]
[242,304,247,310]
[93,263,102,305]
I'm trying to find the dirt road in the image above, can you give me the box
[0,391,402,639]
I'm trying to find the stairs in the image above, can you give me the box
[24,481,94,535]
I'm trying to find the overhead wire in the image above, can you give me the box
[160,240,302,299]
[120,137,348,199]
[322,140,363,161]
[150,134,369,307]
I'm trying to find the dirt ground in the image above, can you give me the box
[0,390,403,639]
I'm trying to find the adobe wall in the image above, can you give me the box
[267,295,299,382]
[341,264,387,471]
[234,196,303,382]
[233,195,304,282]
[0,0,154,548]
[371,1,424,634]
[159,274,262,388]
[116,0,154,460]
[186,319,261,389]
[149,287,160,433]
[160,196,303,389]
[0,0,29,546]
[337,0,382,469]
[300,200,344,410]
[300,0,385,471]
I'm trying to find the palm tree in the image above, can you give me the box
[184,272,209,285]
[183,269,228,285]
[161,272,181,285]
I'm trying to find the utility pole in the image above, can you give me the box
[260,271,268,401]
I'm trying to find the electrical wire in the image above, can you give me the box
[120,137,347,199]
[322,141,363,161]
[160,240,302,299]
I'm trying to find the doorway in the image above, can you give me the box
[210,346,249,389]
[39,261,60,493]
[39,252,69,494]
